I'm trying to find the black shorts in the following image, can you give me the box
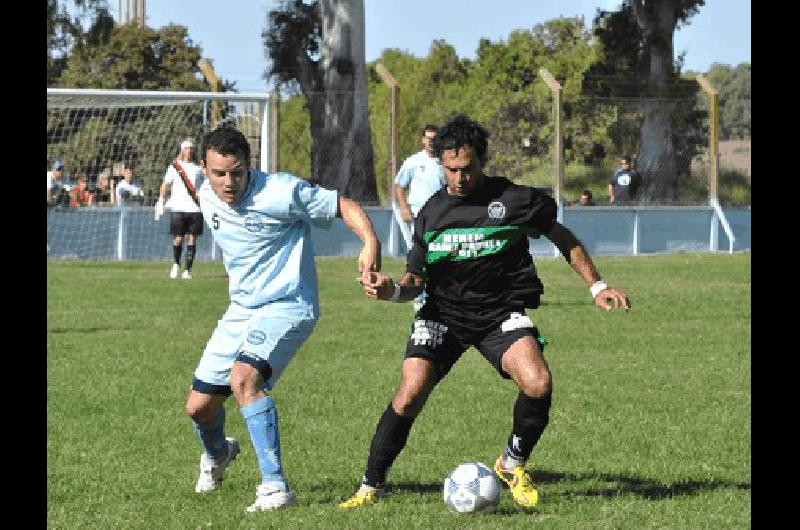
[170,211,204,236]
[404,307,545,383]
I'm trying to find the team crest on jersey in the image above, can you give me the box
[487,201,506,219]
[617,174,631,186]
[244,214,266,233]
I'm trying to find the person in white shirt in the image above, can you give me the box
[393,124,445,227]
[115,167,145,206]
[393,125,445,311]
[155,139,206,279]
[47,160,69,205]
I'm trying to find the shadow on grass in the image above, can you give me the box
[529,470,749,500]
[313,470,749,505]
[48,326,131,333]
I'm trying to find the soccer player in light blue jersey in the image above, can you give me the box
[393,124,445,226]
[184,124,381,513]
[393,124,444,311]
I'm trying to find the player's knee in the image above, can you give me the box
[185,399,214,423]
[517,369,552,399]
[392,387,430,417]
[230,359,268,403]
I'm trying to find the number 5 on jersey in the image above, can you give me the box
[212,213,220,229]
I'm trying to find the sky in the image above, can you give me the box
[135,0,751,93]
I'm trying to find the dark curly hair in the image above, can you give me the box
[431,114,489,166]
[200,122,251,164]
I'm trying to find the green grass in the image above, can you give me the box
[47,253,751,528]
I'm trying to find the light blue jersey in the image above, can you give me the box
[394,150,445,216]
[198,170,338,313]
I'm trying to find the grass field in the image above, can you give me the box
[47,253,751,528]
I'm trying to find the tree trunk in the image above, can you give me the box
[633,0,678,203]
[313,0,378,204]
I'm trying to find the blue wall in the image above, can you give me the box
[47,206,750,261]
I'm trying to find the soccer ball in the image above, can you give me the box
[443,462,502,514]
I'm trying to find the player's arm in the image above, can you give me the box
[158,181,171,201]
[607,183,615,204]
[360,271,424,302]
[545,221,630,312]
[337,196,381,279]
[393,183,412,222]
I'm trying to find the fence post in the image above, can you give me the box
[633,209,640,255]
[376,63,405,256]
[539,68,564,211]
[116,207,126,261]
[696,75,719,205]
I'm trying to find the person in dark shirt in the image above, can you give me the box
[340,115,631,510]
[608,155,643,205]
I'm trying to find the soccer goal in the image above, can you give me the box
[47,88,275,260]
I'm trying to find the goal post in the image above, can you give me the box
[47,88,275,261]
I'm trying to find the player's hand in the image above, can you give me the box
[358,271,393,300]
[401,207,413,223]
[357,238,381,283]
[154,197,165,220]
[593,288,630,312]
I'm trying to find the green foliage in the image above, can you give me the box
[47,254,751,528]
[47,0,112,85]
[59,23,208,90]
[704,63,751,140]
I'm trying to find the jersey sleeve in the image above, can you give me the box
[394,159,412,188]
[291,179,339,229]
[406,213,427,277]
[520,187,557,238]
[609,171,618,185]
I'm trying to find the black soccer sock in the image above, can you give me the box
[504,391,552,463]
[185,244,196,271]
[363,403,416,488]
[173,244,183,265]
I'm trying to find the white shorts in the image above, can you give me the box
[193,295,317,394]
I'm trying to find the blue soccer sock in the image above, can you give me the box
[191,406,229,463]
[241,395,287,490]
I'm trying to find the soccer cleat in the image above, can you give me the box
[195,437,240,493]
[182,270,192,279]
[338,484,386,509]
[170,263,180,279]
[246,484,298,512]
[494,457,540,507]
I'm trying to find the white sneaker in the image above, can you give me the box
[170,263,180,279]
[182,270,192,279]
[246,484,298,512]
[195,437,240,493]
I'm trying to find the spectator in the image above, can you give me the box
[115,167,145,206]
[69,176,94,207]
[608,155,643,205]
[47,160,70,205]
[577,189,594,206]
[93,169,115,206]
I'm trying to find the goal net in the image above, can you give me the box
[47,89,272,260]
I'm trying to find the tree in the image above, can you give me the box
[48,0,112,86]
[705,63,751,140]
[263,0,378,204]
[584,0,706,203]
[58,23,209,90]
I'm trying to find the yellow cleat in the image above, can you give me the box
[338,485,385,509]
[494,457,540,507]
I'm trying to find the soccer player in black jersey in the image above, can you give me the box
[340,115,630,510]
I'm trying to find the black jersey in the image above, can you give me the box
[407,176,557,323]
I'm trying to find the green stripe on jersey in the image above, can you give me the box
[423,226,536,264]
